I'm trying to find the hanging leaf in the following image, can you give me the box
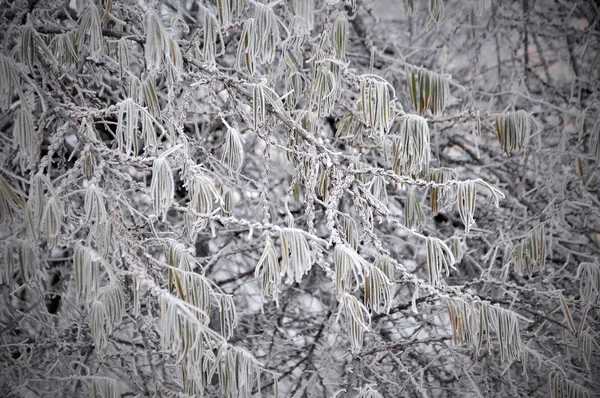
[509,225,546,276]
[429,0,445,23]
[495,110,533,155]
[332,15,348,62]
[405,66,450,115]
[219,294,238,339]
[404,188,423,231]
[392,114,431,177]
[577,262,600,305]
[255,237,281,305]
[364,264,393,314]
[426,237,456,285]
[151,156,174,221]
[548,372,590,398]
[429,167,456,214]
[222,124,244,174]
[13,106,37,170]
[457,180,477,233]
[212,345,262,398]
[0,54,20,110]
[335,244,370,296]
[339,293,370,353]
[0,175,24,224]
[360,76,394,133]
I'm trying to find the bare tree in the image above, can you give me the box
[0,0,599,397]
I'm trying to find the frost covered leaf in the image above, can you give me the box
[293,0,315,33]
[339,293,370,353]
[369,175,387,204]
[212,345,262,398]
[405,66,450,115]
[426,237,456,285]
[429,0,445,23]
[335,113,367,147]
[310,60,340,117]
[548,372,590,398]
[79,118,99,179]
[219,294,238,339]
[253,3,281,65]
[165,240,196,297]
[84,184,107,226]
[160,296,222,366]
[577,262,600,305]
[404,189,423,231]
[151,155,174,221]
[509,225,546,276]
[13,106,37,170]
[222,124,244,174]
[42,195,62,249]
[317,166,329,200]
[93,220,116,254]
[0,175,24,224]
[457,179,503,233]
[145,11,182,76]
[216,0,230,25]
[87,284,126,352]
[229,0,248,17]
[447,298,478,347]
[429,167,456,214]
[16,239,38,282]
[237,18,257,74]
[373,256,394,281]
[255,237,281,305]
[364,264,392,314]
[90,377,119,398]
[448,299,525,362]
[236,3,280,74]
[88,300,108,349]
[115,98,139,156]
[251,82,282,129]
[220,185,233,216]
[184,167,220,233]
[21,23,37,70]
[50,31,79,68]
[77,3,104,61]
[0,54,20,110]
[577,328,599,372]
[360,77,394,133]
[559,293,577,335]
[117,38,129,78]
[448,236,465,264]
[589,116,600,163]
[141,76,161,118]
[168,264,212,319]
[457,180,477,233]
[280,228,316,284]
[203,10,225,67]
[392,114,431,177]
[3,239,38,284]
[73,244,104,302]
[495,110,533,155]
[478,301,524,363]
[356,384,384,398]
[340,214,359,250]
[145,11,168,72]
[332,15,348,62]
[98,283,125,333]
[335,244,370,296]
